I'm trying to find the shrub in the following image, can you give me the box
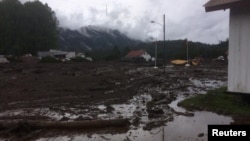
[70,56,88,62]
[39,56,60,63]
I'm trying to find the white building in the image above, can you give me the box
[204,0,250,94]
[38,50,76,61]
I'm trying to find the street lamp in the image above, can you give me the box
[151,14,166,73]
[153,40,158,69]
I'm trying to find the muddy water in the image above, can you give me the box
[35,96,233,141]
[165,96,233,141]
[0,76,231,141]
[35,77,231,141]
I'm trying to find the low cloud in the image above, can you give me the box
[21,0,229,44]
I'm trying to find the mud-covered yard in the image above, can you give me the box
[0,61,229,140]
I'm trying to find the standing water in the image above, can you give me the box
[34,69,232,141]
[165,96,233,141]
[35,95,233,141]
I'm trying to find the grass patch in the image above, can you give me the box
[179,87,250,116]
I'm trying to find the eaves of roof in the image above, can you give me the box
[204,0,250,12]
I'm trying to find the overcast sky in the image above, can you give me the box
[21,0,229,44]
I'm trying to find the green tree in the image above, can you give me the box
[0,0,23,54]
[0,0,58,55]
[123,46,131,56]
[105,46,121,60]
[22,1,58,54]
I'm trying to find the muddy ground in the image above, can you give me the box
[0,61,234,140]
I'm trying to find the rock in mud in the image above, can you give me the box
[143,121,166,131]
[131,116,141,127]
[106,105,115,113]
[197,133,204,137]
[60,117,69,121]
[147,108,164,119]
[152,94,166,102]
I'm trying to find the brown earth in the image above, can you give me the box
[0,61,236,140]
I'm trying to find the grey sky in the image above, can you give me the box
[21,0,229,44]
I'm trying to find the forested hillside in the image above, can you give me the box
[141,39,228,60]
[0,0,228,61]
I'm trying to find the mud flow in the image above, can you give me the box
[0,62,232,141]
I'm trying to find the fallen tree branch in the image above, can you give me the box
[0,119,130,130]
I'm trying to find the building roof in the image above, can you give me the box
[125,50,146,58]
[204,0,250,12]
[38,50,68,57]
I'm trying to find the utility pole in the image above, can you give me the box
[150,14,166,73]
[185,39,190,67]
[163,14,166,73]
[154,40,158,69]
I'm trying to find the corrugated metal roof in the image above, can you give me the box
[204,0,250,12]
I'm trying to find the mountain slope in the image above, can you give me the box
[58,26,141,52]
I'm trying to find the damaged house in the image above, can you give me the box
[124,49,153,62]
[38,50,76,61]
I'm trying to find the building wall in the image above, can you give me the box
[141,52,152,62]
[228,8,250,93]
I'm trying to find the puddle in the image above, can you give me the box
[35,112,233,141]
[97,94,152,121]
[0,77,231,141]
[163,112,233,141]
[114,94,152,118]
[35,128,165,141]
[35,94,233,141]
[0,94,152,122]
[189,78,226,89]
[166,95,233,141]
[169,96,186,113]
[186,78,226,94]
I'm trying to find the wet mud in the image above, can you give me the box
[0,61,234,140]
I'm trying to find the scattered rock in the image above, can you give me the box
[75,116,92,121]
[147,108,164,118]
[106,105,115,113]
[198,133,204,137]
[152,94,166,102]
[0,62,228,139]
[131,116,140,127]
[143,121,166,130]
[60,117,69,121]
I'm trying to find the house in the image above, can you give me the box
[38,50,76,61]
[124,49,152,62]
[204,0,250,94]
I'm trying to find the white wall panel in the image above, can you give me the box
[228,8,250,93]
